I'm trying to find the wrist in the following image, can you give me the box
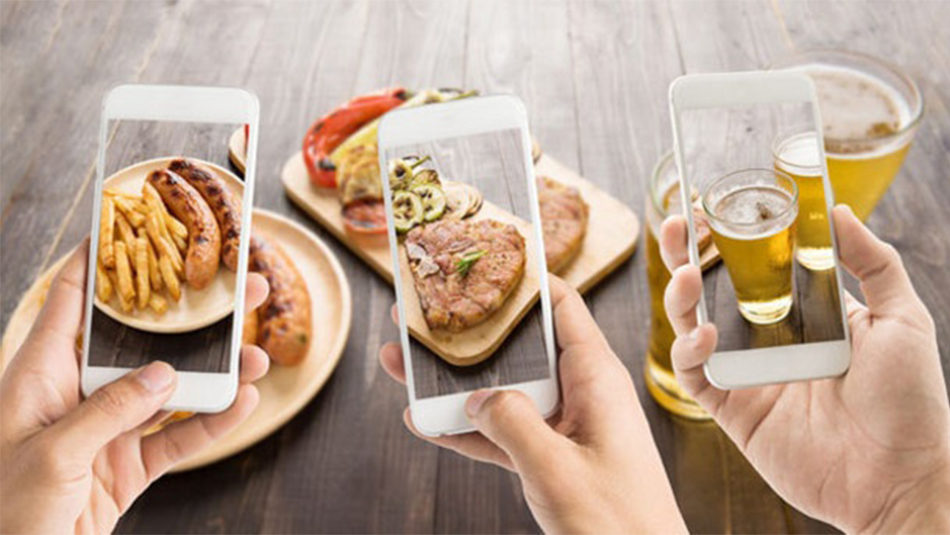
[870,460,950,534]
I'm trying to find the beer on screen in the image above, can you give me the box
[704,170,798,325]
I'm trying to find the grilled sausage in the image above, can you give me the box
[146,170,221,290]
[248,235,312,366]
[168,158,242,271]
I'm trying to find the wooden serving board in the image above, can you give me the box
[280,149,640,364]
[0,209,352,472]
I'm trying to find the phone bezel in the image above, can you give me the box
[81,84,259,413]
[377,94,559,436]
[668,71,851,389]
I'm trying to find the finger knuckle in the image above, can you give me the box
[88,383,133,417]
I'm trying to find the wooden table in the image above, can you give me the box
[2,1,948,532]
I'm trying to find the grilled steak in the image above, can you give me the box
[405,219,525,332]
[538,176,588,273]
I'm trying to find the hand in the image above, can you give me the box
[660,205,950,532]
[379,276,687,534]
[0,240,271,534]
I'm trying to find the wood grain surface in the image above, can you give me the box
[2,1,949,533]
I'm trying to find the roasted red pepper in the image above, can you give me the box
[302,87,407,188]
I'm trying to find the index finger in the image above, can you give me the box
[659,215,690,272]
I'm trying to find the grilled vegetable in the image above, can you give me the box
[388,155,431,191]
[444,182,483,219]
[332,89,476,200]
[393,191,424,233]
[302,87,407,188]
[409,168,440,189]
[342,199,387,234]
[412,184,446,222]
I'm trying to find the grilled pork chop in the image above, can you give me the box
[405,219,526,332]
[538,176,588,273]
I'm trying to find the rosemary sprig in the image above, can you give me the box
[455,250,486,277]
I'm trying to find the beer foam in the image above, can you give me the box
[793,64,913,157]
[775,132,823,177]
[709,186,796,240]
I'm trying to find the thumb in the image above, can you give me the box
[465,389,565,473]
[48,361,177,462]
[833,205,922,316]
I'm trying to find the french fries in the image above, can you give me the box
[97,186,191,317]
[99,198,115,268]
[111,194,146,227]
[159,255,181,301]
[96,260,113,302]
[114,241,135,311]
[135,237,150,309]
[144,235,162,291]
[147,212,183,276]
[115,212,138,259]
[148,293,168,315]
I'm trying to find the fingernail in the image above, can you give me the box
[136,362,174,392]
[465,390,495,418]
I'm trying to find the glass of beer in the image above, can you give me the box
[644,152,708,420]
[772,50,923,221]
[703,169,798,324]
[773,129,833,270]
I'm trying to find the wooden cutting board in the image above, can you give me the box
[280,149,640,364]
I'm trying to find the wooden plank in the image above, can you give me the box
[0,0,172,329]
[565,0,685,513]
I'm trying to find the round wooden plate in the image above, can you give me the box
[228,127,247,175]
[0,208,352,472]
[96,157,242,333]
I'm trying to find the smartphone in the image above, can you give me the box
[81,84,259,412]
[669,71,851,388]
[377,95,558,436]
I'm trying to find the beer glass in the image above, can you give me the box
[703,169,798,325]
[644,152,708,420]
[772,50,923,221]
[773,129,833,270]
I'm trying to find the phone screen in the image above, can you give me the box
[382,127,554,399]
[87,119,245,373]
[677,99,847,349]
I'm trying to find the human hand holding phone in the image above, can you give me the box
[660,205,950,532]
[0,241,270,534]
[380,276,687,534]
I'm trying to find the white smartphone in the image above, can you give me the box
[669,71,851,388]
[81,84,259,412]
[377,95,558,436]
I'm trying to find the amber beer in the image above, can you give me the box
[773,131,833,270]
[704,170,798,324]
[644,153,708,420]
[773,50,923,221]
